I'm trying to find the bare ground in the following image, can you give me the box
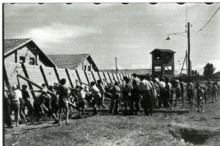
[4,98,220,146]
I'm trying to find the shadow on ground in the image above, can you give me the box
[169,127,220,145]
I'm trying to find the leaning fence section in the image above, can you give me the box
[4,63,132,95]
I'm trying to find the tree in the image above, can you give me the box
[195,70,197,75]
[203,63,215,80]
[192,70,195,75]
[196,72,200,79]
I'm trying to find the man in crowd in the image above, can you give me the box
[131,73,141,115]
[164,77,173,110]
[188,80,195,108]
[197,85,205,112]
[8,85,21,127]
[123,77,133,115]
[109,82,121,115]
[57,78,70,125]
[90,81,102,115]
[175,80,181,106]
[212,82,218,103]
[179,79,185,105]
[152,78,160,109]
[77,85,87,118]
[158,78,166,108]
[140,75,153,116]
[146,74,157,109]
[97,80,106,104]
[21,85,33,121]
[4,92,13,128]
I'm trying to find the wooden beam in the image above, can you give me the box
[54,67,60,83]
[40,65,49,87]
[21,63,36,100]
[65,68,74,88]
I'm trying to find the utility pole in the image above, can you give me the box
[115,57,118,73]
[187,22,191,77]
[186,50,188,74]
[180,50,187,75]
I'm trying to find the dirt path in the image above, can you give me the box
[4,98,220,146]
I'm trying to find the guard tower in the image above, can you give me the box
[150,49,176,80]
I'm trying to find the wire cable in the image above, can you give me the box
[186,3,188,25]
[196,6,220,32]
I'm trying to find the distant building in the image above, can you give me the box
[213,71,220,78]
[99,69,152,76]
[150,48,176,80]
[47,54,99,71]
[4,38,55,67]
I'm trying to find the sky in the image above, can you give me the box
[3,3,220,74]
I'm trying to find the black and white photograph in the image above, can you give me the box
[2,2,220,145]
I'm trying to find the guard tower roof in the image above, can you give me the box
[150,49,176,54]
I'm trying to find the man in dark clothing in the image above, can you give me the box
[140,75,153,116]
[131,73,141,115]
[197,86,205,112]
[48,85,59,124]
[124,77,133,115]
[57,78,69,125]
[21,85,33,121]
[179,79,185,105]
[3,92,13,128]
[164,77,173,110]
[109,82,121,114]
[188,81,195,107]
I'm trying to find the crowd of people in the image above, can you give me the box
[3,74,219,128]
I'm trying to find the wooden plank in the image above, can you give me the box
[85,71,95,84]
[98,72,108,87]
[116,73,123,84]
[41,66,59,86]
[65,68,74,88]
[92,71,100,82]
[112,73,119,83]
[24,64,45,91]
[56,67,71,88]
[103,72,111,84]
[4,63,34,104]
[4,63,26,87]
[66,69,79,87]
[108,73,115,83]
[77,70,89,85]
[118,73,123,81]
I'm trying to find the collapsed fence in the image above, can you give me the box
[4,62,132,104]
